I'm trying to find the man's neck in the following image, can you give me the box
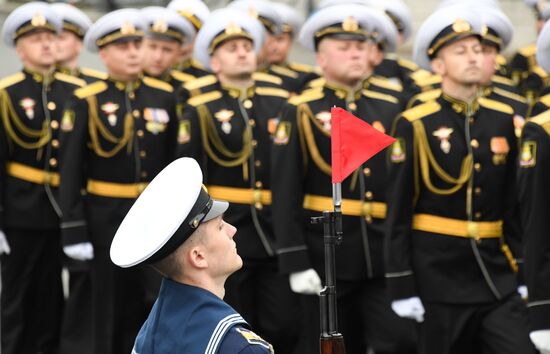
[24,62,53,76]
[218,74,254,91]
[58,57,79,71]
[441,79,478,103]
[324,77,363,94]
[180,275,226,299]
[108,72,140,83]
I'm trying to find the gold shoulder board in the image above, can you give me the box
[397,58,419,71]
[402,100,441,122]
[74,81,108,99]
[54,72,86,87]
[170,70,196,83]
[362,89,399,104]
[288,62,317,73]
[183,74,218,91]
[539,94,550,107]
[270,65,299,79]
[492,87,527,104]
[80,67,108,80]
[307,77,325,89]
[478,97,514,114]
[143,76,174,93]
[288,88,324,106]
[528,110,550,136]
[252,72,283,85]
[0,72,25,90]
[496,54,507,66]
[255,87,289,98]
[188,90,223,107]
[519,43,537,57]
[492,75,516,87]
[369,76,403,92]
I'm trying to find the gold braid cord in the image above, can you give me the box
[412,120,473,195]
[299,104,332,176]
[87,95,134,158]
[0,89,50,150]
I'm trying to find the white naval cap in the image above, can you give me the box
[193,8,264,70]
[141,6,196,44]
[228,0,284,35]
[317,0,370,9]
[536,19,550,72]
[2,1,62,47]
[413,5,483,70]
[110,158,229,268]
[167,0,210,31]
[84,8,145,52]
[299,4,374,52]
[367,8,399,53]
[271,2,304,35]
[375,0,413,42]
[50,3,92,39]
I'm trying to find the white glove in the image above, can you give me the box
[0,230,10,255]
[63,242,94,261]
[518,285,528,300]
[391,296,425,323]
[289,268,323,295]
[530,330,550,354]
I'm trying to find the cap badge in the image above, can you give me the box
[121,21,136,35]
[31,12,47,27]
[152,20,168,33]
[452,19,471,33]
[343,16,359,32]
[225,22,243,35]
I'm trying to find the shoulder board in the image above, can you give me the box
[191,58,207,70]
[519,43,537,57]
[80,67,108,80]
[143,76,173,93]
[288,88,324,105]
[496,54,508,66]
[255,87,289,98]
[252,72,283,85]
[74,81,108,99]
[414,74,442,87]
[492,75,515,87]
[538,93,550,107]
[270,65,299,79]
[170,70,196,83]
[54,72,86,87]
[409,69,432,81]
[532,65,548,79]
[478,97,514,114]
[288,62,317,73]
[369,76,403,92]
[0,72,25,90]
[385,53,398,60]
[397,58,418,71]
[183,74,218,91]
[412,88,442,103]
[362,89,399,104]
[307,77,325,88]
[402,101,441,122]
[528,109,550,129]
[188,90,223,107]
[492,87,527,104]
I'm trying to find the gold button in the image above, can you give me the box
[47,101,56,110]
[363,167,371,176]
[469,117,475,124]
[474,212,482,219]
[474,187,481,195]
[132,109,140,118]
[255,160,261,167]
[51,139,59,148]
[50,120,59,129]
[141,171,148,178]
[140,151,146,158]
[348,102,357,111]
[471,139,479,149]
[474,163,481,172]
[128,92,135,100]
[49,158,57,167]
[249,119,255,127]
[243,99,253,109]
[251,139,258,147]
[365,215,373,224]
[255,181,263,188]
[255,202,263,210]
[137,130,144,138]
[365,191,373,200]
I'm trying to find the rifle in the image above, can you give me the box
[311,183,346,354]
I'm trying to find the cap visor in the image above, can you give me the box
[203,199,229,222]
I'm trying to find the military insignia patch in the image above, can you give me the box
[178,120,191,144]
[20,98,35,119]
[315,111,332,132]
[391,138,406,163]
[268,118,280,135]
[273,121,291,145]
[101,102,119,126]
[520,140,536,168]
[372,121,385,134]
[61,110,75,132]
[144,108,169,135]
[236,328,273,352]
[432,126,454,154]
[513,115,525,138]
[214,109,234,134]
[491,136,509,165]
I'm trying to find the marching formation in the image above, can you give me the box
[0,0,550,353]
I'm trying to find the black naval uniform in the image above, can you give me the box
[374,54,421,101]
[175,57,212,79]
[517,111,550,334]
[57,66,109,84]
[0,69,83,354]
[178,79,300,354]
[271,83,417,354]
[58,76,180,354]
[262,62,320,94]
[385,92,535,354]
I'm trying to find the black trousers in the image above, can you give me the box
[296,278,418,354]
[420,294,537,354]
[1,228,63,354]
[224,258,301,354]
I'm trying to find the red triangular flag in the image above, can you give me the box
[331,107,395,183]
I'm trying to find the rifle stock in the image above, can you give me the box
[320,334,346,354]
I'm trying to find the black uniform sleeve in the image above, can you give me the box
[165,93,180,164]
[384,116,418,300]
[517,122,550,330]
[0,93,7,230]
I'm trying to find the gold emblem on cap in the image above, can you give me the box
[31,12,47,27]
[481,25,488,36]
[452,19,471,33]
[152,19,168,33]
[120,21,136,35]
[248,6,258,19]
[225,22,243,35]
[342,16,359,32]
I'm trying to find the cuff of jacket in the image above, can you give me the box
[528,300,550,331]
[61,220,89,246]
[277,245,311,274]
[385,271,418,301]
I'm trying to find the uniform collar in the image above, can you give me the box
[221,82,255,100]
[324,81,363,102]
[441,92,480,116]
[108,75,142,91]
[479,85,493,98]
[24,67,55,84]
[57,65,80,77]
[144,70,171,83]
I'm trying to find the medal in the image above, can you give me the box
[315,111,332,132]
[20,98,35,119]
[214,109,234,134]
[101,102,120,127]
[432,127,454,154]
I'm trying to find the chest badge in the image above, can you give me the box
[214,109,234,134]
[20,98,35,119]
[513,115,525,138]
[315,111,332,132]
[491,136,509,165]
[144,108,169,134]
[520,141,536,168]
[432,126,454,154]
[101,102,119,126]
[372,121,386,134]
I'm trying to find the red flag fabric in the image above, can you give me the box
[331,107,396,183]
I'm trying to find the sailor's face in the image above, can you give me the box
[16,30,57,69]
[202,216,242,278]
[432,36,482,86]
[100,39,143,80]
[141,37,181,77]
[317,38,369,86]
